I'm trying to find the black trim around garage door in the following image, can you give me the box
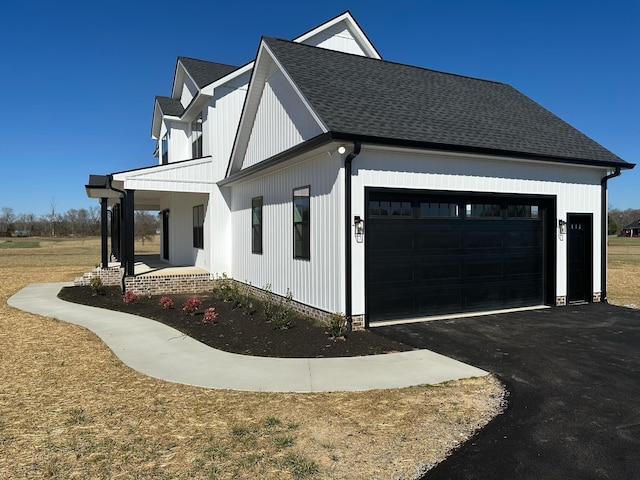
[365,188,556,324]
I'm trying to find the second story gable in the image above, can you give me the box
[149,11,381,180]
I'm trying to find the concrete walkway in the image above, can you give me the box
[7,283,487,393]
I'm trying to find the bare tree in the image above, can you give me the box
[0,207,15,236]
[134,211,159,244]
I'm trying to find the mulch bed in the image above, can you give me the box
[58,286,413,358]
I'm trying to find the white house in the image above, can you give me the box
[85,11,634,329]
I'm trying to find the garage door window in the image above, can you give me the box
[369,201,411,218]
[508,205,539,219]
[466,203,501,218]
[420,202,460,218]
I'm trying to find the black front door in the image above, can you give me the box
[567,213,592,303]
[162,210,169,261]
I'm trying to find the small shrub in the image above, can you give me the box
[326,312,349,339]
[159,296,174,309]
[263,283,275,321]
[89,277,104,296]
[271,289,295,330]
[182,297,202,316]
[214,274,255,314]
[123,290,139,303]
[202,307,218,324]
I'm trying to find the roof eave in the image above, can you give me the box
[328,132,635,170]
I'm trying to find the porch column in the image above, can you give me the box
[111,204,120,260]
[100,197,108,268]
[125,189,135,276]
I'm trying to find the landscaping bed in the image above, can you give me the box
[58,286,413,358]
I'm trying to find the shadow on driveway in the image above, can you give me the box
[376,303,640,480]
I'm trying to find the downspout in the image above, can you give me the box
[344,141,361,331]
[107,175,128,292]
[601,167,621,303]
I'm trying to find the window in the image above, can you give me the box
[508,204,539,219]
[191,112,203,158]
[251,197,262,254]
[466,203,501,218]
[161,134,168,164]
[368,200,412,218]
[293,186,310,259]
[193,204,204,249]
[420,202,460,218]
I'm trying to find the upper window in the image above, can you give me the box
[193,204,204,249]
[161,134,168,164]
[191,112,203,159]
[251,197,263,254]
[293,186,310,259]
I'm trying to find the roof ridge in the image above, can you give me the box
[262,36,507,87]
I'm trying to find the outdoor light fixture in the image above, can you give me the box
[337,145,347,155]
[354,215,364,243]
[558,219,567,234]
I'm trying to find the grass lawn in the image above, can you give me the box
[607,235,640,307]
[1,236,504,479]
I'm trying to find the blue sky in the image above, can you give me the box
[0,0,637,216]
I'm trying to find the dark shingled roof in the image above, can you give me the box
[155,96,184,117]
[622,220,640,229]
[263,37,630,167]
[178,57,239,89]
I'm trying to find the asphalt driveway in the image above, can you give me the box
[376,302,640,480]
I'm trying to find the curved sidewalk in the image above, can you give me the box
[7,283,487,392]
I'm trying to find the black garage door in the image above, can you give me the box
[366,189,554,323]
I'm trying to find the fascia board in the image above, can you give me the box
[112,156,212,181]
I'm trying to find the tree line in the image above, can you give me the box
[0,206,159,240]
[609,208,640,235]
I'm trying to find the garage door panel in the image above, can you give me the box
[418,260,462,281]
[465,284,504,309]
[505,256,543,276]
[368,229,413,252]
[416,228,462,250]
[505,281,543,305]
[370,261,414,283]
[418,288,464,315]
[465,259,503,279]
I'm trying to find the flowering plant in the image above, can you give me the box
[123,290,139,304]
[182,297,202,316]
[159,296,174,309]
[202,307,219,324]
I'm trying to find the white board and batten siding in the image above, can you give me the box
[230,152,344,315]
[349,147,607,314]
[159,192,210,269]
[119,159,213,193]
[302,24,371,56]
[242,68,324,170]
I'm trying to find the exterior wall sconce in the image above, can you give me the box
[354,215,364,242]
[558,219,567,234]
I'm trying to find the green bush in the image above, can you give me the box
[326,313,348,339]
[270,289,295,330]
[89,276,104,296]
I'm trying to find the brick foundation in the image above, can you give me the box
[593,292,602,303]
[124,274,213,296]
[74,266,123,287]
[556,296,567,306]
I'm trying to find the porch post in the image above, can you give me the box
[111,204,120,260]
[125,189,135,276]
[100,197,108,268]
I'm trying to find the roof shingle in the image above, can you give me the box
[178,57,238,89]
[263,37,629,167]
[155,96,184,117]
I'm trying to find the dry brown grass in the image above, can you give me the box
[607,236,640,307]
[1,236,503,479]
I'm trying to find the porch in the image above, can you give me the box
[75,254,212,296]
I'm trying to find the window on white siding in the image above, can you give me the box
[191,112,203,158]
[251,197,262,254]
[193,204,204,249]
[293,186,310,260]
[161,134,169,164]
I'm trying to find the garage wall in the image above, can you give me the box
[350,147,606,314]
